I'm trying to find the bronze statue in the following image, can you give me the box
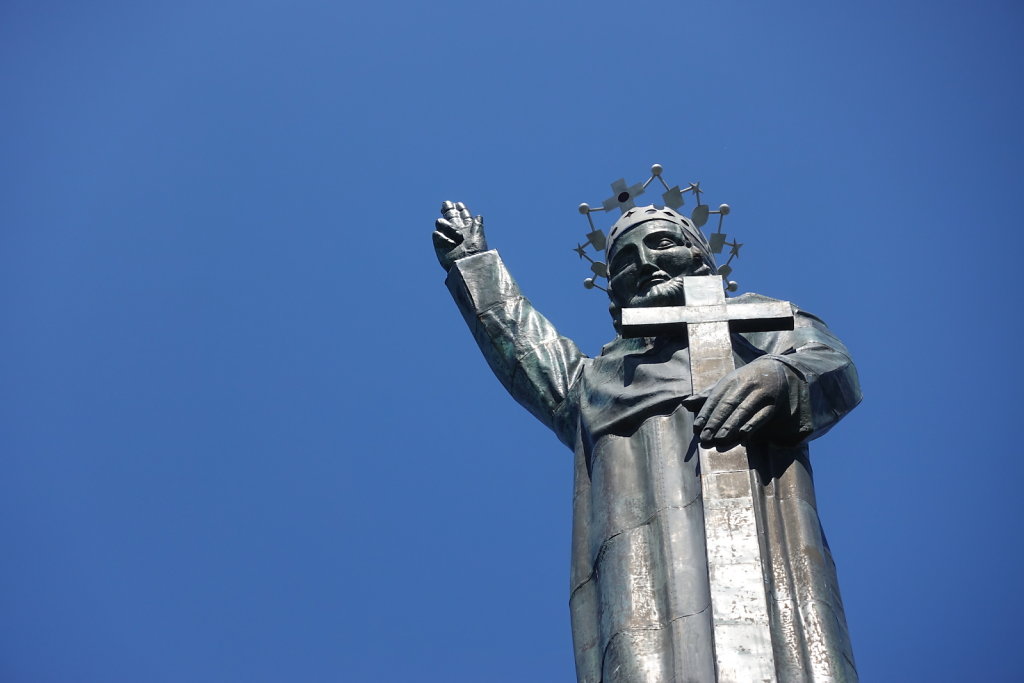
[433,190,861,682]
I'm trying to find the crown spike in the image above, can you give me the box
[586,229,606,251]
[691,204,710,228]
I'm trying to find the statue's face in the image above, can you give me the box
[608,220,704,308]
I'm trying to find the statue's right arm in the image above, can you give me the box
[434,202,587,448]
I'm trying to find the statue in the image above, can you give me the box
[431,167,862,683]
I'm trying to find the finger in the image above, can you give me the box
[682,389,710,414]
[698,393,742,442]
[467,214,485,241]
[432,230,457,251]
[456,202,472,224]
[433,220,462,243]
[693,379,732,432]
[738,404,775,437]
[715,393,771,442]
[440,200,461,222]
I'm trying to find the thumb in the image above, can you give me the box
[681,389,710,412]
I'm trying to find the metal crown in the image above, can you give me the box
[575,164,743,293]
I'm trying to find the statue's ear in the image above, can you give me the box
[608,299,622,336]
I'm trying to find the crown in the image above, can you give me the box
[574,164,742,293]
[606,206,714,261]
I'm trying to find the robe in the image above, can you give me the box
[446,250,862,683]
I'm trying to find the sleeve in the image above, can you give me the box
[445,250,588,449]
[743,306,862,445]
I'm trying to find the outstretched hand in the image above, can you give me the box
[433,201,488,272]
[682,359,797,447]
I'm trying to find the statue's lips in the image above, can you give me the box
[637,272,671,293]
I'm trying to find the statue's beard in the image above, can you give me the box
[629,275,687,307]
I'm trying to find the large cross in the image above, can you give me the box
[620,275,794,683]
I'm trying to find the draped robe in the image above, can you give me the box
[446,251,862,683]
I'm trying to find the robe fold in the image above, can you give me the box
[446,250,862,683]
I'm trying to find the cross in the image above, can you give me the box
[601,178,646,213]
[620,275,795,683]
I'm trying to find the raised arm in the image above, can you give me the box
[433,202,587,448]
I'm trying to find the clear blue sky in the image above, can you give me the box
[2,1,1022,681]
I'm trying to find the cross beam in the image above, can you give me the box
[620,276,795,683]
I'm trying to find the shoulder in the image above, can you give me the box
[730,291,778,304]
[731,291,829,327]
[598,335,651,358]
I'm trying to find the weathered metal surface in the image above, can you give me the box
[434,202,862,682]
[683,276,789,681]
[621,301,794,336]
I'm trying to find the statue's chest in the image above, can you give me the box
[577,339,695,448]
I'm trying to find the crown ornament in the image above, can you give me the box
[575,164,742,294]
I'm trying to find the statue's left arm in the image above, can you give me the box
[692,302,862,447]
[759,307,862,442]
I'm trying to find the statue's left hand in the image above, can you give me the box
[433,201,488,271]
[683,358,799,447]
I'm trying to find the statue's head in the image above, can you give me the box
[606,206,717,310]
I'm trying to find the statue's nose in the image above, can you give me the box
[637,246,657,268]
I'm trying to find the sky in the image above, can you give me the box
[2,1,1023,681]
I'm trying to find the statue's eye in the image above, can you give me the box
[610,249,635,276]
[654,236,678,249]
